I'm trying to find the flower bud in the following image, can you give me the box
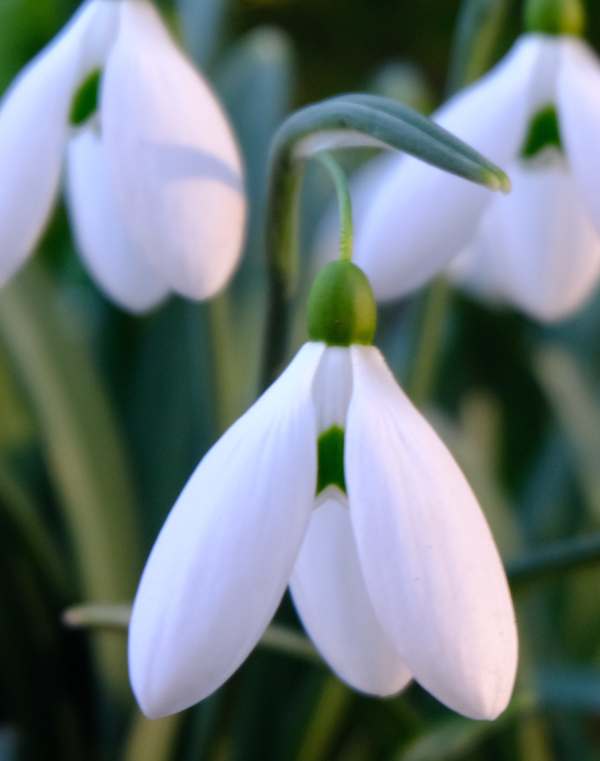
[308,261,377,346]
[524,0,585,36]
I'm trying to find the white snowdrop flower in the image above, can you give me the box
[0,0,246,311]
[129,260,518,721]
[350,1,600,321]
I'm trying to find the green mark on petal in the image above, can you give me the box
[69,69,102,126]
[521,105,562,159]
[317,425,346,495]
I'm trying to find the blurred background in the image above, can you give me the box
[3,0,600,759]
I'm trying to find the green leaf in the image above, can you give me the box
[533,346,600,521]
[536,667,600,712]
[447,0,510,95]
[295,678,352,761]
[393,692,535,761]
[177,0,228,68]
[0,459,67,594]
[0,264,142,695]
[124,713,184,761]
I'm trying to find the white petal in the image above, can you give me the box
[102,0,246,301]
[312,346,353,431]
[129,343,324,718]
[558,38,600,237]
[354,34,548,301]
[66,129,169,312]
[290,497,412,696]
[455,152,600,322]
[0,0,118,284]
[345,347,518,720]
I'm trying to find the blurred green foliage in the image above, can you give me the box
[2,1,600,760]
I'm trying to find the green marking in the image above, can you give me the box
[521,105,562,159]
[69,69,102,126]
[317,426,346,495]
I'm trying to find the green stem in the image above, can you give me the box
[407,0,510,406]
[260,95,509,387]
[408,278,452,406]
[315,152,353,262]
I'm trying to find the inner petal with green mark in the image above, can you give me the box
[69,68,102,127]
[521,105,562,159]
[317,425,346,495]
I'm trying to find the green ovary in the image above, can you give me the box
[317,426,346,495]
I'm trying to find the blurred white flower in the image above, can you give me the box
[348,34,600,321]
[0,0,246,312]
[129,341,517,721]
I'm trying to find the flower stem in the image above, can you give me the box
[407,0,510,406]
[408,278,452,407]
[260,95,510,388]
[315,152,353,262]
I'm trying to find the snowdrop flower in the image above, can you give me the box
[348,0,600,321]
[129,259,518,721]
[0,0,245,311]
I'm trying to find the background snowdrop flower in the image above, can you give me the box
[349,0,600,321]
[0,0,246,312]
[129,259,518,721]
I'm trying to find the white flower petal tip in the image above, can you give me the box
[291,498,412,698]
[346,347,518,720]
[454,153,600,323]
[66,129,170,313]
[0,0,118,284]
[102,0,247,302]
[353,35,545,302]
[129,343,324,718]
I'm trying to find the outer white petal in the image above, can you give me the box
[354,34,550,301]
[66,129,169,313]
[345,347,518,720]
[129,343,324,718]
[558,38,600,237]
[455,152,600,322]
[102,0,246,301]
[0,0,118,284]
[290,497,412,697]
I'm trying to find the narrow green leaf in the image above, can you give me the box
[63,603,321,663]
[288,97,510,191]
[295,678,352,761]
[393,692,535,761]
[176,0,228,67]
[536,667,600,712]
[447,0,510,95]
[0,264,142,694]
[124,712,184,761]
[0,459,67,594]
[533,346,600,521]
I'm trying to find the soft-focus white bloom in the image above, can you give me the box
[0,0,246,311]
[129,341,518,721]
[348,34,600,321]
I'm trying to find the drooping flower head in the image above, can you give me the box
[346,0,600,322]
[0,0,246,311]
[129,256,518,720]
